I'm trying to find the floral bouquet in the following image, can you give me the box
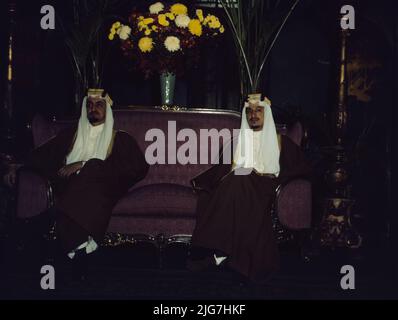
[108,2,225,78]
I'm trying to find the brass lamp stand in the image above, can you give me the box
[1,1,17,160]
[318,21,362,250]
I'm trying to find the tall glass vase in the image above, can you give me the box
[160,72,176,107]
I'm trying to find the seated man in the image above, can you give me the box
[6,89,149,260]
[187,94,311,284]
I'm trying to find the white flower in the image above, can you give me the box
[118,25,131,40]
[149,2,164,14]
[175,14,190,28]
[164,36,181,52]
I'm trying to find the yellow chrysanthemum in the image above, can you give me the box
[170,3,187,15]
[220,26,225,33]
[204,14,218,26]
[112,21,121,29]
[138,24,146,31]
[110,23,120,35]
[144,29,152,36]
[152,25,159,32]
[208,19,221,29]
[108,33,115,41]
[143,18,155,25]
[158,14,170,26]
[196,9,204,22]
[165,12,175,21]
[188,19,202,36]
[138,37,154,52]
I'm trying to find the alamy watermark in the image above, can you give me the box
[39,4,356,34]
[40,5,55,30]
[40,265,55,290]
[340,265,355,290]
[340,5,355,30]
[144,121,254,175]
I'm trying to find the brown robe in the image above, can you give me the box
[190,135,311,283]
[27,126,149,253]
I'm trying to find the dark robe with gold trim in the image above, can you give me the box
[27,125,149,253]
[190,135,311,283]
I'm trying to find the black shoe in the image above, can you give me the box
[72,250,90,281]
[186,255,216,272]
[186,255,229,272]
[55,249,89,285]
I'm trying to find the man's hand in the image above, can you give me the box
[3,164,22,188]
[3,168,16,188]
[58,161,84,178]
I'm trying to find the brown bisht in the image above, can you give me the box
[27,125,149,253]
[190,135,311,283]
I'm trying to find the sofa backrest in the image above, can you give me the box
[31,107,303,188]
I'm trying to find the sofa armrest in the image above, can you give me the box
[275,178,312,230]
[15,167,53,220]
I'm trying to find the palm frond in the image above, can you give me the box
[219,0,300,101]
[219,0,253,90]
[254,0,300,90]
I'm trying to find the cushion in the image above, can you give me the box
[112,183,198,217]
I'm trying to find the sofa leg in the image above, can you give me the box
[296,229,314,262]
[155,234,166,269]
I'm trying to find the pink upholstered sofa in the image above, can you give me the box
[16,107,312,247]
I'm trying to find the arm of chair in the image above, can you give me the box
[15,167,53,220]
[275,178,312,230]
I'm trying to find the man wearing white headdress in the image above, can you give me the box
[187,94,311,283]
[25,89,149,261]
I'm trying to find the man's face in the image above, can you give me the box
[245,102,264,131]
[86,97,106,125]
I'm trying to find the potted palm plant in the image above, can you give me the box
[60,0,127,113]
[219,0,300,107]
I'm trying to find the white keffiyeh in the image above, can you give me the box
[232,98,280,177]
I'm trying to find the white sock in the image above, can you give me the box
[213,254,227,266]
[67,236,98,259]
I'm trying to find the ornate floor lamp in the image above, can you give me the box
[1,1,16,162]
[318,17,362,250]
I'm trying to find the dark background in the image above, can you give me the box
[0,0,397,281]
